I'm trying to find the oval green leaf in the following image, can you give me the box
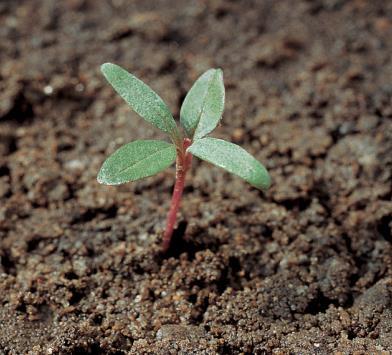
[97,140,176,185]
[101,63,179,139]
[188,138,271,190]
[180,69,225,140]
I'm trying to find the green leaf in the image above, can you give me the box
[188,138,271,190]
[97,140,176,185]
[101,63,179,139]
[180,69,225,140]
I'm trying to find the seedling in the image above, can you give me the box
[98,64,271,251]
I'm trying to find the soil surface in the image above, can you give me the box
[1,0,392,354]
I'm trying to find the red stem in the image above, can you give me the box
[162,138,192,252]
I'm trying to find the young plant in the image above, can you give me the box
[97,63,271,252]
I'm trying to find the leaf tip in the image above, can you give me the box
[97,164,114,185]
[258,171,271,191]
[206,68,223,78]
[251,163,271,191]
[100,62,113,75]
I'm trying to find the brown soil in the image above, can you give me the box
[1,0,391,354]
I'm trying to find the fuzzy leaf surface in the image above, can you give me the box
[188,138,271,190]
[180,69,225,139]
[101,63,178,138]
[97,140,176,185]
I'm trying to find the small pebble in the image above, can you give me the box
[43,85,54,95]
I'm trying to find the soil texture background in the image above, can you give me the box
[0,0,391,353]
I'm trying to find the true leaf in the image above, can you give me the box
[188,137,271,190]
[97,140,176,185]
[180,69,225,140]
[101,63,179,139]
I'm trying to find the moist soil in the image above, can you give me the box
[0,0,391,354]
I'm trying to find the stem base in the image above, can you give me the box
[162,138,192,252]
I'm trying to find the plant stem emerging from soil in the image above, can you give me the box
[162,138,192,252]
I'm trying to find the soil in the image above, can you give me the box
[0,0,391,354]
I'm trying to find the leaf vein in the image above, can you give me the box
[193,71,216,137]
[115,145,173,176]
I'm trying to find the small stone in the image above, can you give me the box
[43,85,54,95]
[156,324,206,342]
[75,83,84,92]
[65,159,85,171]
[232,128,245,141]
[374,17,391,33]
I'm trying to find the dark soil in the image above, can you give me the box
[1,0,391,353]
